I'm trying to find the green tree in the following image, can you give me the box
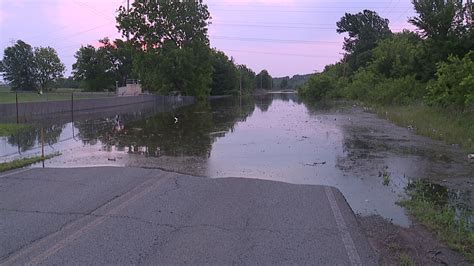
[34,47,65,91]
[409,0,466,41]
[116,0,211,49]
[53,77,80,89]
[409,0,473,80]
[0,40,37,91]
[98,38,136,86]
[426,51,474,109]
[298,63,348,101]
[280,77,289,90]
[237,65,256,94]
[336,10,392,71]
[136,41,212,99]
[72,45,114,91]
[256,70,272,90]
[369,31,423,79]
[210,49,238,95]
[116,0,214,99]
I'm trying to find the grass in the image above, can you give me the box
[399,253,416,266]
[398,181,474,261]
[0,153,60,173]
[375,104,474,151]
[382,172,391,186]
[0,89,114,104]
[0,123,31,136]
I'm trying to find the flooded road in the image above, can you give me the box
[1,93,472,226]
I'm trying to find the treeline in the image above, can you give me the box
[0,0,273,97]
[299,0,473,110]
[273,74,312,91]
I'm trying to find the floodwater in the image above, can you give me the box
[1,93,472,226]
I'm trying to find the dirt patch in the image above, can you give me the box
[358,215,469,265]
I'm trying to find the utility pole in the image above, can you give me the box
[126,0,130,41]
[239,71,242,96]
[467,0,473,27]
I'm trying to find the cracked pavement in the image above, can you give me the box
[0,167,377,264]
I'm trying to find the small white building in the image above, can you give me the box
[117,79,142,96]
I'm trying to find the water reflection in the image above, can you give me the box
[69,97,257,157]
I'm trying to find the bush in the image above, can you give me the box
[298,63,348,101]
[370,76,426,105]
[344,68,380,100]
[426,51,474,110]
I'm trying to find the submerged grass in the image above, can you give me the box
[375,104,474,151]
[0,123,31,136]
[398,181,474,261]
[0,153,60,173]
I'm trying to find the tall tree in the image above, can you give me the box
[0,40,37,91]
[409,0,472,80]
[210,49,238,96]
[116,0,211,50]
[98,38,136,87]
[34,47,65,91]
[116,0,214,98]
[72,45,114,91]
[280,77,289,89]
[135,41,213,99]
[336,10,392,71]
[409,0,466,41]
[256,70,273,90]
[237,65,256,94]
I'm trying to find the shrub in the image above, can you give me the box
[426,51,474,110]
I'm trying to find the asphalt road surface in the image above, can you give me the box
[0,167,377,265]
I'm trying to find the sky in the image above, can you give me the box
[0,0,417,78]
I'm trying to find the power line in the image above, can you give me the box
[219,49,342,58]
[210,22,409,31]
[212,23,336,30]
[211,35,341,44]
[210,8,412,14]
[214,20,336,26]
[207,4,411,9]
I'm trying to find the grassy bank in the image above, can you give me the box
[0,89,114,104]
[0,123,31,136]
[0,153,60,172]
[398,181,474,262]
[375,104,474,151]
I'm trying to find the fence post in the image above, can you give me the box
[15,92,19,124]
[71,92,74,122]
[41,127,44,159]
[41,127,45,168]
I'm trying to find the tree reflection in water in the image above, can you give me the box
[7,124,65,152]
[74,96,259,158]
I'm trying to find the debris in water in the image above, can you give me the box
[209,131,227,136]
[468,154,474,161]
[174,116,178,124]
[108,158,116,161]
[303,162,326,166]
